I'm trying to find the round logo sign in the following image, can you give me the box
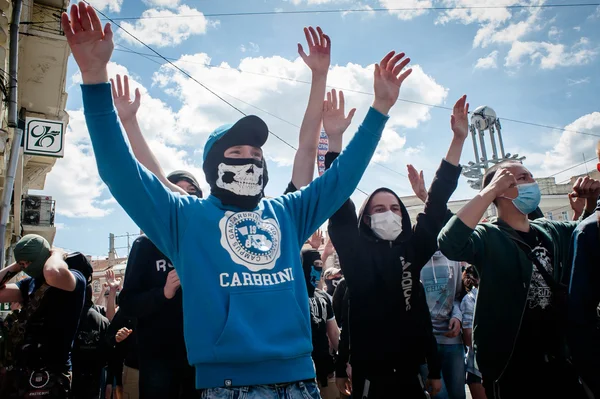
[219,211,281,272]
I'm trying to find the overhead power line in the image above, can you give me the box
[95,3,600,21]
[112,46,600,139]
[547,154,597,177]
[87,3,599,199]
[87,4,374,195]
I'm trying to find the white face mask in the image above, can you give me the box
[369,210,403,241]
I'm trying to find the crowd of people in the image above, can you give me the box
[0,2,599,398]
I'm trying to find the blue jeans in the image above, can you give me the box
[200,381,321,399]
[420,344,466,399]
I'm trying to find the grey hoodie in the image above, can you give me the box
[420,251,463,344]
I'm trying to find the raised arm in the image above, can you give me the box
[111,74,187,196]
[280,51,412,244]
[43,249,78,292]
[62,4,188,260]
[291,27,331,189]
[438,169,514,266]
[0,263,24,303]
[410,96,467,266]
[104,268,120,321]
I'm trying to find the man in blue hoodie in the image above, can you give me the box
[62,3,413,397]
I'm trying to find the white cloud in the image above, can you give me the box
[473,8,544,48]
[143,0,180,7]
[342,3,375,18]
[567,77,590,86]
[548,26,561,40]
[240,42,260,53]
[475,50,498,69]
[87,0,123,13]
[573,26,581,31]
[373,128,407,162]
[379,0,433,21]
[119,5,215,47]
[290,0,348,4]
[505,39,597,69]
[533,112,600,176]
[152,54,447,164]
[51,50,447,213]
[45,62,209,218]
[436,0,518,26]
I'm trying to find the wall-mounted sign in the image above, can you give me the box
[24,117,65,157]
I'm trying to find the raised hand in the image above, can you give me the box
[372,51,412,115]
[486,168,517,198]
[61,2,113,84]
[298,26,330,76]
[115,327,132,343]
[104,268,121,292]
[163,269,181,300]
[322,238,335,261]
[571,176,600,213]
[407,165,427,203]
[323,89,356,152]
[111,75,141,123]
[568,192,585,220]
[571,176,600,199]
[451,95,469,141]
[308,230,323,250]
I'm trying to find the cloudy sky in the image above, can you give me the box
[40,0,600,257]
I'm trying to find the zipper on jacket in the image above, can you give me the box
[493,238,533,394]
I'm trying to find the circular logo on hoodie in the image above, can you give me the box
[219,211,281,271]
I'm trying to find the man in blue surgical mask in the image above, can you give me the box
[438,161,600,399]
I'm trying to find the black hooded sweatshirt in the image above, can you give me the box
[326,152,460,374]
[118,235,187,364]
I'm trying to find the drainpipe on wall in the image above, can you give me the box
[0,0,23,269]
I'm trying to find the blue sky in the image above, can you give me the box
[40,0,600,257]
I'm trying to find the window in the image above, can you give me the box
[546,212,553,220]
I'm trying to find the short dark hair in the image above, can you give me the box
[482,160,523,205]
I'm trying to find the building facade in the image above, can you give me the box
[0,0,70,266]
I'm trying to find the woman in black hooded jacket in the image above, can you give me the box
[323,94,469,398]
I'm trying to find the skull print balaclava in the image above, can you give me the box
[203,115,269,210]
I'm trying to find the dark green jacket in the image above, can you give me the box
[437,213,588,382]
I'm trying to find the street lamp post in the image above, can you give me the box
[462,105,526,190]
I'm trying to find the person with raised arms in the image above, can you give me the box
[61,2,413,397]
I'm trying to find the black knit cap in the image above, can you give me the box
[167,170,203,198]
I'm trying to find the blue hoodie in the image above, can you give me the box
[81,83,388,389]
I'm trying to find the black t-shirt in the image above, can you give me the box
[513,228,555,362]
[309,289,335,380]
[71,307,110,398]
[15,269,86,371]
[72,307,110,373]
